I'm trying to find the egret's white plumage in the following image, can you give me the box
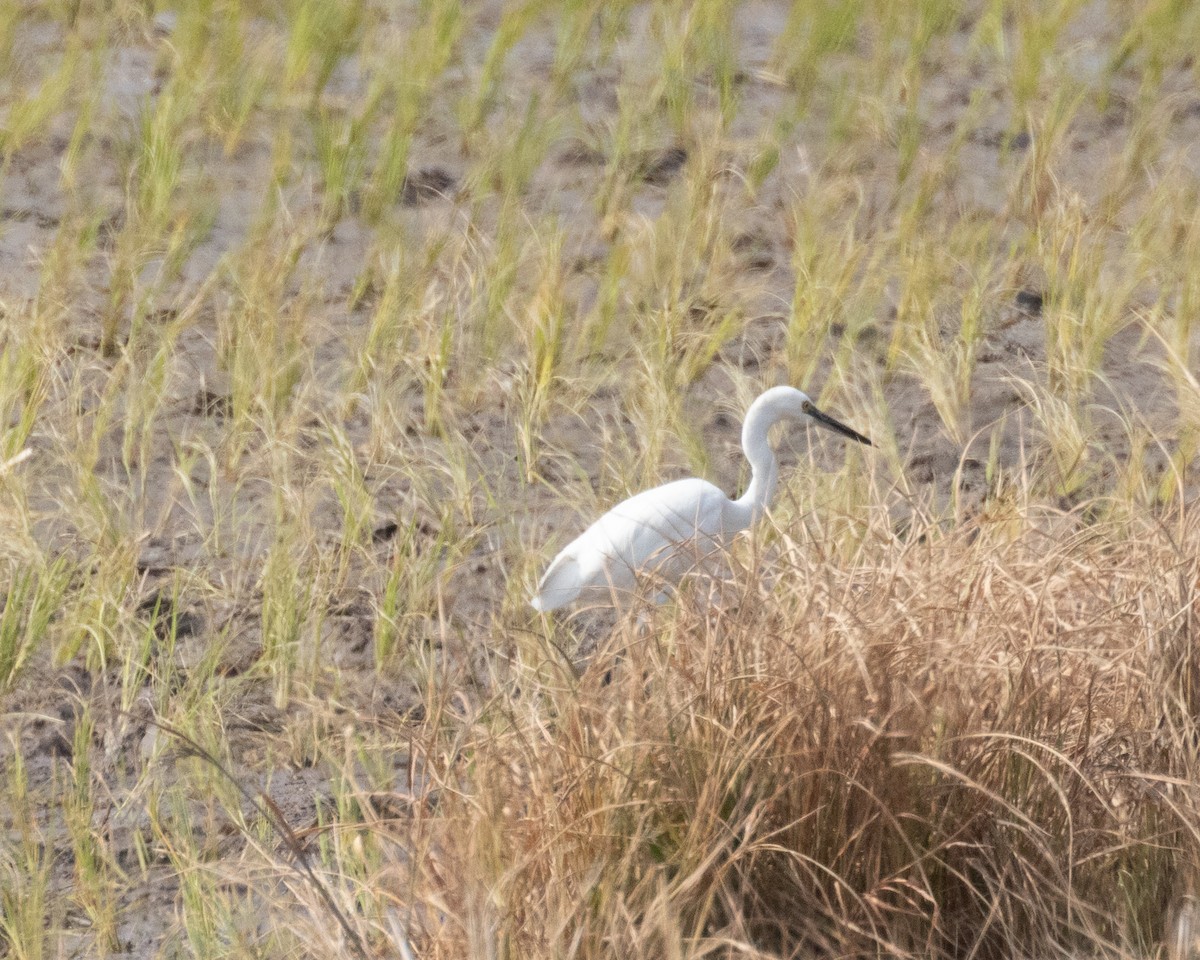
[531,386,871,611]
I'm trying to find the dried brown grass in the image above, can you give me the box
[380,500,1200,959]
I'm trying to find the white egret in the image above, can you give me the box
[531,386,871,612]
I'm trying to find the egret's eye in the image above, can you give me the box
[801,401,812,413]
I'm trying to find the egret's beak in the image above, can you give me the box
[807,405,872,446]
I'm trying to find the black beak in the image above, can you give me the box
[808,405,872,446]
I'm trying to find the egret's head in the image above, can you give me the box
[753,385,872,446]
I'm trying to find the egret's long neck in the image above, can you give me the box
[735,400,780,522]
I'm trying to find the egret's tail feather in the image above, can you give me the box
[530,553,582,612]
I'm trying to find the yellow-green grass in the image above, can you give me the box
[1,0,1200,957]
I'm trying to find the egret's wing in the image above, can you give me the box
[532,479,729,611]
[606,480,714,548]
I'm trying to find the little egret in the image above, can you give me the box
[531,386,871,611]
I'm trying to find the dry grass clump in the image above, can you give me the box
[382,502,1200,959]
